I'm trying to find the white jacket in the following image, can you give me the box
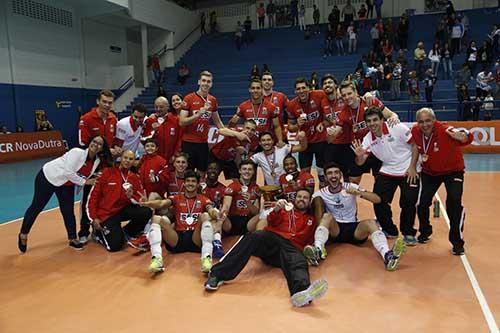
[428,49,440,62]
[42,148,101,187]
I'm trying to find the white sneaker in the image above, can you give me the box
[79,235,89,244]
[291,279,328,307]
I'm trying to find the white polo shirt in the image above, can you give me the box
[116,116,146,154]
[251,144,292,186]
[361,123,416,177]
[312,186,358,223]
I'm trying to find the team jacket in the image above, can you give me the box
[78,108,117,146]
[143,113,182,163]
[411,121,473,176]
[138,154,167,195]
[87,167,144,222]
[265,208,316,251]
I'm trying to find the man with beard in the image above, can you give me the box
[204,188,329,308]
[115,103,147,156]
[279,154,315,202]
[303,162,407,271]
[140,170,219,273]
[261,72,289,135]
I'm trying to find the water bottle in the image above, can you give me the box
[433,199,440,218]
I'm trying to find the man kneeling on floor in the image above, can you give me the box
[204,189,328,308]
[140,170,219,273]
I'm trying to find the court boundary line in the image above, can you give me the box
[435,193,499,333]
[0,201,81,226]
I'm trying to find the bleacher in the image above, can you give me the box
[123,7,499,122]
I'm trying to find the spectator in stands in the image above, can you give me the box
[375,0,383,19]
[384,18,395,45]
[483,92,494,120]
[358,4,367,30]
[391,61,402,100]
[310,72,319,90]
[262,64,270,73]
[435,21,449,48]
[347,22,357,54]
[250,64,260,80]
[328,6,340,32]
[16,125,23,133]
[457,83,472,120]
[397,14,409,51]
[210,11,217,33]
[200,12,207,35]
[235,21,243,50]
[178,64,190,85]
[267,0,276,28]
[366,0,374,18]
[298,4,306,31]
[471,97,482,121]
[313,5,320,34]
[445,0,455,18]
[151,54,162,84]
[335,24,345,56]
[478,40,492,69]
[450,19,464,57]
[495,60,500,99]
[342,0,356,28]
[157,85,166,98]
[382,56,393,94]
[441,43,453,79]
[428,42,441,76]
[408,70,420,105]
[382,39,394,61]
[414,41,426,81]
[466,41,478,75]
[424,68,437,105]
[323,23,335,58]
[459,12,470,50]
[244,16,253,43]
[476,67,495,98]
[257,3,266,29]
[488,24,500,59]
[290,0,299,26]
[375,19,384,45]
[370,23,380,52]
[0,125,10,134]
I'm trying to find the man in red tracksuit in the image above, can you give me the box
[87,150,152,252]
[408,108,473,255]
[204,188,328,308]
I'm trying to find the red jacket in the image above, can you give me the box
[87,167,144,222]
[138,154,167,196]
[79,108,117,146]
[143,113,182,164]
[411,121,473,176]
[265,207,316,251]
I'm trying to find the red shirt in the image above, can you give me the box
[279,170,315,202]
[169,193,212,231]
[224,181,261,217]
[411,121,473,176]
[138,154,167,195]
[210,129,258,161]
[143,113,182,163]
[263,91,289,131]
[237,99,278,136]
[202,182,226,209]
[158,170,185,196]
[87,167,144,222]
[287,90,327,143]
[321,96,351,144]
[182,92,219,143]
[265,208,316,251]
[338,97,385,140]
[78,108,117,146]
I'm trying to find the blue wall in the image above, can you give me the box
[0,83,107,148]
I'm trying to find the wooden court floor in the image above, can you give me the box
[0,172,499,333]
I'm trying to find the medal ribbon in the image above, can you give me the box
[422,133,434,156]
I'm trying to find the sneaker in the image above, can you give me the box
[392,238,407,258]
[320,246,328,260]
[417,234,433,244]
[148,256,165,273]
[127,234,150,251]
[452,245,465,256]
[201,256,213,273]
[212,239,225,259]
[303,245,322,266]
[18,233,27,254]
[384,239,407,271]
[69,240,84,251]
[79,235,89,245]
[204,273,224,291]
[290,279,329,307]
[403,235,417,246]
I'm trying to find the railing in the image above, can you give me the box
[118,76,135,91]
[166,22,201,52]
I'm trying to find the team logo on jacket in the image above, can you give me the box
[307,219,313,226]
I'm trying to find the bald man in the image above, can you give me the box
[142,96,182,163]
[88,150,152,252]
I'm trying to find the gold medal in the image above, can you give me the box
[422,154,429,162]
[352,124,358,133]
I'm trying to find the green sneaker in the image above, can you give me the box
[148,256,165,273]
[303,245,321,266]
[201,256,213,273]
[320,246,327,260]
[291,279,329,307]
[384,239,407,272]
[392,238,407,258]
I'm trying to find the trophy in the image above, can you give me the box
[260,185,282,202]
